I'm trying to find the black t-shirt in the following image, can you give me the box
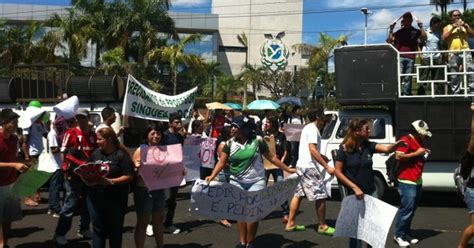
[164,129,184,145]
[461,151,474,188]
[274,132,287,159]
[89,148,133,191]
[335,141,377,194]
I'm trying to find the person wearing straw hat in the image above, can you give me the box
[387,12,427,96]
[393,120,432,247]
[0,109,28,248]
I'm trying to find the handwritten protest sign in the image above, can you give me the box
[334,195,398,248]
[122,75,197,122]
[139,144,185,190]
[283,123,304,142]
[183,136,202,181]
[191,174,300,222]
[200,137,216,169]
[11,162,52,197]
[263,136,277,170]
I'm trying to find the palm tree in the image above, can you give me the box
[430,0,454,14]
[45,8,93,67]
[238,64,265,100]
[237,32,249,107]
[147,34,204,95]
[215,75,243,103]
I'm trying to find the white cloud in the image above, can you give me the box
[171,0,209,7]
[200,51,214,61]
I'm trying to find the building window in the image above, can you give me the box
[219,46,247,53]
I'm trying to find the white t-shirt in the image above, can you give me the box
[296,122,322,169]
[95,123,109,133]
[47,129,62,170]
[24,122,47,156]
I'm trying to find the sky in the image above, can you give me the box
[0,0,469,46]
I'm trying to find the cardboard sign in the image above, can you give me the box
[139,144,185,190]
[263,135,278,170]
[191,174,300,222]
[283,123,304,142]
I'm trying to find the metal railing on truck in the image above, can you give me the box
[398,48,474,98]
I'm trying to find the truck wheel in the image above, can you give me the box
[374,174,387,199]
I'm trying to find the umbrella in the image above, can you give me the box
[206,102,232,110]
[247,100,280,110]
[277,96,304,106]
[224,102,242,110]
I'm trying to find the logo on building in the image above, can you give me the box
[260,31,290,72]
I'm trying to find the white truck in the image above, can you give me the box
[323,44,473,198]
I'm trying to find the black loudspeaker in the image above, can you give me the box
[334,45,398,105]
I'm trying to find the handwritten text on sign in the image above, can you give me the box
[334,195,398,248]
[200,137,216,169]
[191,174,300,222]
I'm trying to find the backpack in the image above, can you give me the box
[385,153,399,187]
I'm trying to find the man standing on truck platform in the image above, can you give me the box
[387,12,427,96]
[393,120,432,247]
[442,9,474,94]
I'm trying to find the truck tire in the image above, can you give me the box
[374,174,387,199]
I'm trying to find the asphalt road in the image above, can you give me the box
[6,187,472,248]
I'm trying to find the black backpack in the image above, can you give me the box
[385,153,399,187]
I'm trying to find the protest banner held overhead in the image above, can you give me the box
[139,144,185,190]
[122,75,198,122]
[191,174,300,222]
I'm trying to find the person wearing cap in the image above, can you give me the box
[0,109,28,248]
[54,109,97,246]
[393,120,432,247]
[387,12,427,96]
[458,103,474,248]
[205,115,295,248]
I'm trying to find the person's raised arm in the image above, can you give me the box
[375,140,407,153]
[387,23,396,43]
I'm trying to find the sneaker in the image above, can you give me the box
[234,243,246,248]
[52,213,60,218]
[164,225,181,234]
[393,236,410,247]
[47,209,53,215]
[405,234,419,244]
[77,229,92,239]
[54,235,68,246]
[146,224,154,237]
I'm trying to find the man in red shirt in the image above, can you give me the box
[393,120,431,247]
[54,109,97,246]
[0,109,28,248]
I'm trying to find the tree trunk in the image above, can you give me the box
[173,65,177,95]
[243,50,248,108]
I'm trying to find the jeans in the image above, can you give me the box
[55,178,90,236]
[217,168,230,183]
[348,190,378,248]
[87,188,128,248]
[164,186,179,227]
[48,169,64,213]
[395,182,422,238]
[400,57,415,95]
[265,169,289,216]
[448,53,474,94]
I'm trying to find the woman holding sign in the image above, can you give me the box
[86,127,134,248]
[132,125,166,248]
[205,116,296,248]
[334,118,405,248]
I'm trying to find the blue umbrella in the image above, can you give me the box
[277,96,304,106]
[224,102,243,110]
[247,100,280,110]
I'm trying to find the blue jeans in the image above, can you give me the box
[55,178,90,236]
[48,169,64,213]
[348,190,378,248]
[265,169,289,216]
[395,182,422,238]
[218,168,230,183]
[400,57,415,95]
[87,188,128,248]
